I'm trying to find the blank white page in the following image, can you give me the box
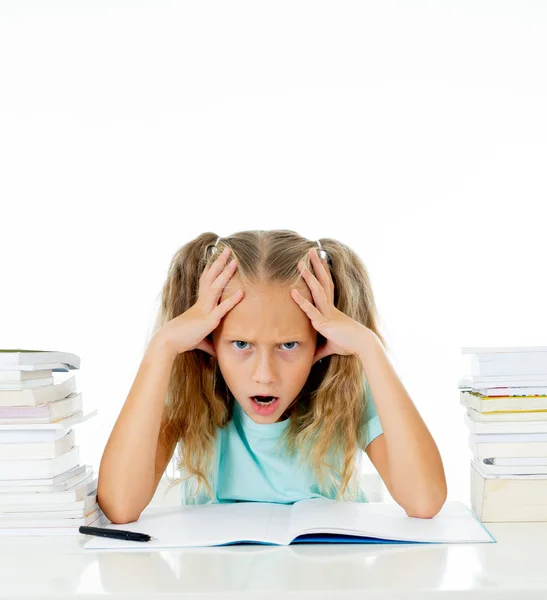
[288,499,494,544]
[263,503,292,545]
[84,502,279,550]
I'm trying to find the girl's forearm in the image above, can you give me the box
[97,334,176,522]
[357,330,447,517]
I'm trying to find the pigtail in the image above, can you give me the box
[283,236,389,500]
[152,232,231,501]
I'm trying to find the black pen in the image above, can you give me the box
[79,525,157,542]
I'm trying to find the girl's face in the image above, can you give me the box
[212,278,318,423]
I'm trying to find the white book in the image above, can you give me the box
[83,499,495,549]
[463,347,547,354]
[459,374,547,386]
[0,511,108,535]
[462,346,547,378]
[466,407,547,423]
[0,474,97,504]
[0,427,68,444]
[470,460,547,522]
[470,431,547,444]
[0,363,72,373]
[0,446,79,479]
[0,503,98,520]
[468,434,547,460]
[0,491,97,513]
[0,377,54,391]
[473,457,547,476]
[0,375,76,407]
[0,410,97,444]
[464,412,547,434]
[460,384,547,397]
[0,392,82,423]
[0,370,52,382]
[0,409,95,431]
[0,507,103,530]
[0,429,75,460]
[0,350,80,370]
[489,457,547,466]
[0,464,89,491]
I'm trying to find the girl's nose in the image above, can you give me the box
[252,352,277,384]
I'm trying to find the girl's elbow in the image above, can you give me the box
[406,503,442,519]
[107,511,141,525]
[97,490,142,524]
[406,484,448,519]
[98,502,142,524]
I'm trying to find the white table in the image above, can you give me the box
[0,511,546,599]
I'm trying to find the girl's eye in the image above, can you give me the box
[281,342,299,350]
[232,341,250,350]
[231,341,300,351]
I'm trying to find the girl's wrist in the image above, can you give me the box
[149,330,179,363]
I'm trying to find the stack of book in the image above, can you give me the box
[459,346,547,523]
[0,349,106,535]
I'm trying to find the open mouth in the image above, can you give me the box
[252,396,277,405]
[250,395,280,416]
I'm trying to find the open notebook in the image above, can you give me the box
[82,499,496,549]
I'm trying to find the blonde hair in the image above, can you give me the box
[151,229,389,501]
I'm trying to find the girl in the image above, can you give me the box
[97,230,447,523]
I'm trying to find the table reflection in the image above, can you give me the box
[85,542,451,593]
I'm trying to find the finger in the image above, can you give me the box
[201,247,231,283]
[310,248,334,293]
[196,337,217,358]
[212,257,238,290]
[202,258,238,308]
[213,289,245,320]
[291,288,323,322]
[309,249,335,305]
[298,261,329,313]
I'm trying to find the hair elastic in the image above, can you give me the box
[204,236,222,260]
[316,240,329,262]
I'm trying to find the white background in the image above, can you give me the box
[1,0,546,505]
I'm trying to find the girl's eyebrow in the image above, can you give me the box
[222,332,309,341]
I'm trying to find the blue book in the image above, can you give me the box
[82,498,496,550]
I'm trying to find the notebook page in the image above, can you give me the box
[288,499,494,544]
[263,503,292,545]
[83,502,278,549]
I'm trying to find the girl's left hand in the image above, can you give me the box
[291,248,369,365]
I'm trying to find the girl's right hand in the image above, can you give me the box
[156,247,244,358]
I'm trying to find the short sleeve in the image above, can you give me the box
[361,377,383,450]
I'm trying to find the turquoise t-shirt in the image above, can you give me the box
[180,379,383,505]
